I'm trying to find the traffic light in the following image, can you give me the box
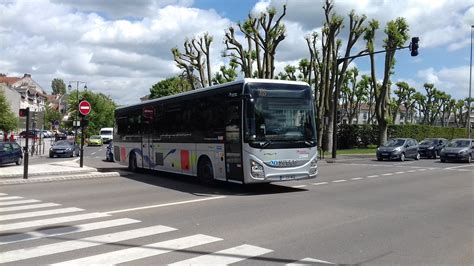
[410,37,419,56]
[19,108,29,117]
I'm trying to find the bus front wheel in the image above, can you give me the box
[129,153,138,172]
[198,157,215,186]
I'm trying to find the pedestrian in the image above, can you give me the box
[9,131,15,142]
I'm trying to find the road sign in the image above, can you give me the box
[79,100,91,116]
[53,120,60,126]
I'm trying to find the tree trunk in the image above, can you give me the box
[378,121,387,145]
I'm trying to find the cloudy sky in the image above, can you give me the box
[1,0,473,105]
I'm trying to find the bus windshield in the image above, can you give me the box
[244,83,316,147]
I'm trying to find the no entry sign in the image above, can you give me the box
[79,100,91,116]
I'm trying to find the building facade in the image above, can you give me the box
[0,73,47,113]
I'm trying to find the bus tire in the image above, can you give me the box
[198,157,215,186]
[129,152,138,172]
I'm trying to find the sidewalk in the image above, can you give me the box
[0,160,122,185]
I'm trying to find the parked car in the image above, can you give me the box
[439,139,473,163]
[418,138,448,159]
[0,142,23,165]
[49,140,80,158]
[54,132,67,141]
[88,135,103,146]
[376,138,420,161]
[105,141,114,162]
[19,130,39,139]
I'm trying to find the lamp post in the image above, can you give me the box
[68,81,87,145]
[468,25,473,139]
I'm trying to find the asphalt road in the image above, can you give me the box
[1,147,473,265]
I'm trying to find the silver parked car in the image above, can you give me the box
[439,139,473,163]
[376,138,420,161]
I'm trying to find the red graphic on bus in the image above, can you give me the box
[181,150,189,171]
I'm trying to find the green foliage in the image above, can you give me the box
[0,91,18,132]
[337,124,467,149]
[44,104,62,128]
[51,78,66,95]
[149,76,192,99]
[68,90,116,136]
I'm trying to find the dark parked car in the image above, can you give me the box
[418,138,448,159]
[439,139,473,163]
[376,138,420,161]
[54,132,67,141]
[19,130,39,139]
[49,140,80,158]
[0,142,23,165]
[105,141,114,162]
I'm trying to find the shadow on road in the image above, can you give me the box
[98,166,307,197]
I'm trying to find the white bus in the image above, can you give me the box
[114,79,318,184]
[100,127,113,143]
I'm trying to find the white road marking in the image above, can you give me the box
[366,175,379,178]
[0,212,110,232]
[0,193,7,196]
[350,177,364,181]
[105,196,226,214]
[417,169,427,171]
[287,257,334,265]
[382,173,393,176]
[98,149,103,152]
[0,207,83,222]
[394,171,405,174]
[312,182,328,186]
[407,170,417,173]
[0,218,140,245]
[0,196,23,201]
[72,158,80,162]
[291,185,307,188]
[54,234,222,265]
[445,165,473,170]
[170,244,272,265]
[0,225,176,263]
[0,203,60,213]
[332,179,347,183]
[0,199,41,206]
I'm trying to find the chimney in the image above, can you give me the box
[23,73,31,78]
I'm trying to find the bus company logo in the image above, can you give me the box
[269,159,298,167]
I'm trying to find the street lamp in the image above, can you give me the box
[68,81,87,144]
[468,25,473,138]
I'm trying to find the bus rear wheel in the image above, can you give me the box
[198,157,215,186]
[129,153,138,172]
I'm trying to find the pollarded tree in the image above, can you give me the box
[172,33,213,89]
[372,18,410,144]
[224,5,287,79]
[392,81,416,123]
[212,60,238,85]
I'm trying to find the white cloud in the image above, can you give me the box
[0,0,232,104]
[417,66,471,99]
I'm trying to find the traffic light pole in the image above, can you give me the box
[331,38,418,158]
[23,107,30,179]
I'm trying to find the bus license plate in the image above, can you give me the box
[280,175,296,180]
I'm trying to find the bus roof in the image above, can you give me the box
[116,78,309,112]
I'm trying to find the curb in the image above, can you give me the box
[0,168,97,179]
[0,172,122,185]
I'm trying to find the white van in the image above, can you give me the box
[100,127,113,144]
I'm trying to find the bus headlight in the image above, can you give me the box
[250,160,265,179]
[310,158,317,168]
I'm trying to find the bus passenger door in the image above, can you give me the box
[225,100,243,182]
[142,107,155,169]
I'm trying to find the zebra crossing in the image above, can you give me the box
[0,193,334,265]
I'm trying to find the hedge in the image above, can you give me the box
[337,124,467,149]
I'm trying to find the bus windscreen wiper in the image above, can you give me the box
[260,140,273,148]
[304,139,316,147]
